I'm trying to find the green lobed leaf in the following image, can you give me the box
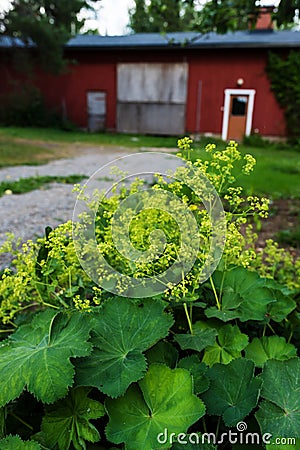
[38,387,105,450]
[105,363,205,450]
[202,324,248,367]
[256,358,300,437]
[146,341,178,368]
[174,326,217,353]
[178,355,210,394]
[75,298,174,398]
[0,435,41,449]
[265,290,297,323]
[245,336,297,368]
[202,358,262,427]
[0,310,92,406]
[206,268,276,322]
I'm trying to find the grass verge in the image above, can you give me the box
[0,127,300,198]
[189,141,300,199]
[0,127,179,147]
[0,175,87,197]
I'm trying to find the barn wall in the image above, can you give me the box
[116,62,188,134]
[0,46,286,137]
[36,56,117,130]
[186,48,286,137]
[52,47,285,138]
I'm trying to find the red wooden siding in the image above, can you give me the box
[36,56,117,130]
[186,49,286,137]
[0,46,287,138]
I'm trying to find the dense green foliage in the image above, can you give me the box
[0,0,100,73]
[129,0,256,33]
[0,140,299,448]
[0,85,77,129]
[129,0,194,33]
[0,1,101,127]
[276,0,300,28]
[190,0,257,34]
[129,0,299,34]
[267,50,300,142]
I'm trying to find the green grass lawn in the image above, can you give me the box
[240,146,300,198]
[0,127,179,168]
[0,127,179,147]
[0,175,87,197]
[0,127,300,199]
[190,140,300,199]
[0,136,58,167]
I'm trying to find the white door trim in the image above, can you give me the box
[222,89,256,141]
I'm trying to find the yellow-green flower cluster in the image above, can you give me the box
[177,137,193,151]
[224,187,244,207]
[247,196,270,218]
[193,140,243,192]
[73,295,91,312]
[253,239,300,290]
[1,137,299,326]
[242,154,256,175]
[205,143,216,153]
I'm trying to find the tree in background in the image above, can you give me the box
[129,0,196,33]
[0,0,101,73]
[276,0,300,27]
[0,0,101,127]
[192,0,257,34]
[129,0,151,32]
[129,0,300,34]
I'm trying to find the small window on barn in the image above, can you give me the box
[231,96,247,116]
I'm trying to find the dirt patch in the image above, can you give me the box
[256,199,300,258]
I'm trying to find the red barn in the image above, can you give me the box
[1,28,300,140]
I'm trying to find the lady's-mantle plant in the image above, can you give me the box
[0,139,299,449]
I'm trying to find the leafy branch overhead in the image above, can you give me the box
[129,0,300,34]
[0,0,101,73]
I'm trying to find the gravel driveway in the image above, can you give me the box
[0,145,179,267]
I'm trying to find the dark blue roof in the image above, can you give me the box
[66,30,300,49]
[1,30,300,50]
[0,35,34,48]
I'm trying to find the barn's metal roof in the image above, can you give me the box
[0,35,34,48]
[65,30,300,50]
[1,30,300,51]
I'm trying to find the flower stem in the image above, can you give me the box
[9,412,33,431]
[183,302,193,334]
[210,276,221,310]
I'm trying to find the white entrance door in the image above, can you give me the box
[222,89,256,141]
